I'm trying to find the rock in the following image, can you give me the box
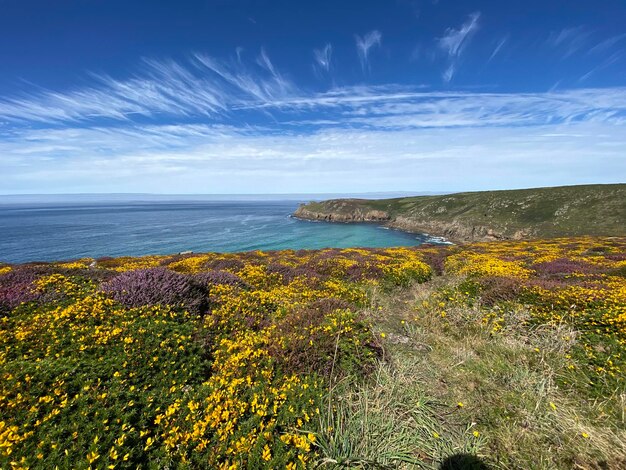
[293,205,390,223]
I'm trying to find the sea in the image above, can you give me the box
[0,197,445,264]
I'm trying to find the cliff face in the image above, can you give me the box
[293,184,626,243]
[293,206,513,243]
[387,216,519,242]
[293,204,390,223]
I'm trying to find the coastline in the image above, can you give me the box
[290,213,455,245]
[292,183,626,243]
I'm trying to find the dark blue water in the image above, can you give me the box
[0,200,439,263]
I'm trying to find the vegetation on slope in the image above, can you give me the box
[1,236,626,468]
[294,183,626,242]
[0,247,431,469]
[322,237,626,469]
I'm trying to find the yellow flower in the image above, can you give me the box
[261,444,271,461]
[144,436,154,450]
[86,451,100,464]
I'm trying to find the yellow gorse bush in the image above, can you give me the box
[0,245,432,469]
[445,252,533,278]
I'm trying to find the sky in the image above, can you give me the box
[0,0,625,195]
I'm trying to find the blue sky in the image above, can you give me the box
[1,0,625,194]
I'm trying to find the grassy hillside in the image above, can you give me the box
[294,183,626,242]
[1,237,626,468]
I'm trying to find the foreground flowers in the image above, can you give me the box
[0,237,624,468]
[0,247,430,469]
[444,236,626,389]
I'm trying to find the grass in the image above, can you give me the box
[315,360,482,469]
[315,275,626,469]
[296,183,626,241]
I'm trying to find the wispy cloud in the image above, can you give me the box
[313,43,333,73]
[587,33,626,55]
[0,52,298,124]
[3,117,624,194]
[547,26,592,59]
[1,53,626,130]
[579,50,623,82]
[256,48,276,75]
[355,30,382,71]
[235,47,244,63]
[1,54,626,193]
[437,12,480,82]
[438,13,481,57]
[488,35,508,63]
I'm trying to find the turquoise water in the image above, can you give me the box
[0,200,441,263]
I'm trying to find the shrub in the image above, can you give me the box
[266,262,299,280]
[158,253,197,266]
[271,299,379,377]
[382,259,432,287]
[532,258,603,277]
[101,268,210,315]
[420,246,451,275]
[445,252,532,278]
[204,258,245,272]
[345,262,384,282]
[266,262,321,284]
[611,264,626,278]
[0,266,52,313]
[477,276,522,306]
[193,270,249,288]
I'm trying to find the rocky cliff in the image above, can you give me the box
[293,184,626,243]
[294,202,391,223]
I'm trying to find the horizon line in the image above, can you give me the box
[1,182,624,199]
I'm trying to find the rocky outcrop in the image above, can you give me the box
[294,206,533,243]
[387,217,533,243]
[293,205,391,223]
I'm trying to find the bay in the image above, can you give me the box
[0,200,440,263]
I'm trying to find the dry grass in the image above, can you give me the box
[315,278,626,469]
[315,363,482,469]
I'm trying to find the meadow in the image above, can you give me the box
[1,236,625,469]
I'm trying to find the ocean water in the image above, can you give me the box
[0,200,440,263]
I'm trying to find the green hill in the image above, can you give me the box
[294,183,626,243]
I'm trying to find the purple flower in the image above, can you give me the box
[193,270,249,288]
[101,268,210,315]
[0,266,52,313]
